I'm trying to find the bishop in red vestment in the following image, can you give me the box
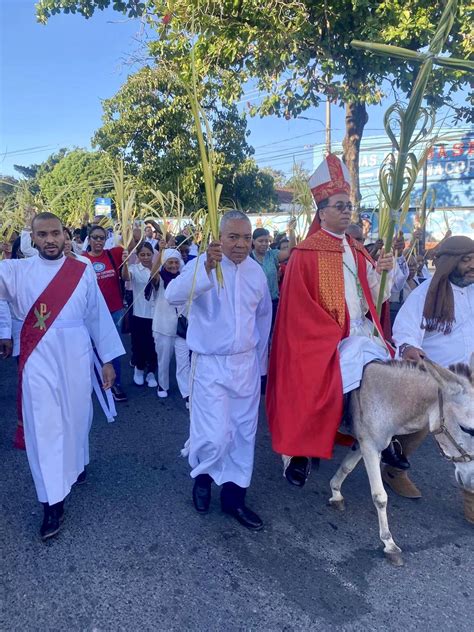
[266,155,395,486]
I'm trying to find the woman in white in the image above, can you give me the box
[121,242,158,387]
[150,249,190,402]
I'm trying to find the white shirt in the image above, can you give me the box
[152,278,180,336]
[0,299,11,339]
[165,254,272,374]
[393,279,474,366]
[128,263,153,319]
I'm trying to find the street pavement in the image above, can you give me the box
[0,349,472,631]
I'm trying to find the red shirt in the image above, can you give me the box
[84,247,123,313]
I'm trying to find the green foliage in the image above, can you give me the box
[260,167,287,188]
[230,159,278,211]
[38,149,112,221]
[92,65,275,211]
[0,176,18,203]
[37,1,471,119]
[13,148,68,196]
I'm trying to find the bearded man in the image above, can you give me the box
[391,236,474,504]
[0,212,124,540]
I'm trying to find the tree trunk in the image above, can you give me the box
[342,100,368,212]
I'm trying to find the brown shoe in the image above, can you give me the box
[462,489,474,525]
[382,466,422,499]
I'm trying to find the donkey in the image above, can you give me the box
[328,358,474,566]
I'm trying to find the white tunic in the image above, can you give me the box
[165,254,272,487]
[0,255,125,504]
[393,279,474,367]
[152,280,179,336]
[0,299,11,339]
[165,254,271,374]
[332,233,392,393]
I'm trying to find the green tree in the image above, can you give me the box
[36,0,473,205]
[230,159,278,211]
[92,65,275,211]
[0,176,18,203]
[38,149,112,222]
[261,167,287,188]
[13,148,68,195]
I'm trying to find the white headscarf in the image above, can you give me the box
[161,248,184,270]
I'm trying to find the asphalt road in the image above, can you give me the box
[0,348,472,631]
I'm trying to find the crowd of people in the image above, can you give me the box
[0,153,473,542]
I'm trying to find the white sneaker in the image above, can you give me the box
[133,368,145,386]
[146,372,158,388]
[157,386,168,398]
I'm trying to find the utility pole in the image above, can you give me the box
[420,159,428,255]
[325,100,331,156]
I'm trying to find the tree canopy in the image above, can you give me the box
[92,65,275,211]
[37,149,112,222]
[36,1,473,204]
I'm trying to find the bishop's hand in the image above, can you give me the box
[401,345,426,363]
[376,248,394,273]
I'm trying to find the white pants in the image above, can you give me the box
[188,349,260,488]
[153,332,190,397]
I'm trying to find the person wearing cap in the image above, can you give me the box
[391,236,474,505]
[251,221,296,329]
[266,154,395,487]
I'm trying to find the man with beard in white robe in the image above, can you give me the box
[0,212,124,541]
[165,210,272,530]
[390,236,474,504]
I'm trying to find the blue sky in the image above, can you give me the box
[0,1,469,181]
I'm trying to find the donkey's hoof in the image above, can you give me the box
[384,550,404,567]
[328,499,345,511]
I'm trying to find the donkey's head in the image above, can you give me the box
[423,358,474,491]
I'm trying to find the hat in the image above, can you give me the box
[308,154,351,205]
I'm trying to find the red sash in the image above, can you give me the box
[17,257,87,421]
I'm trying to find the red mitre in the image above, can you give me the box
[307,154,351,236]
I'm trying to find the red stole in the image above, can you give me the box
[17,256,87,422]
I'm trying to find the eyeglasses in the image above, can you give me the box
[90,234,106,241]
[323,202,353,213]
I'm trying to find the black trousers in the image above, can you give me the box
[130,315,157,372]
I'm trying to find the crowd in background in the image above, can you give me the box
[0,213,443,408]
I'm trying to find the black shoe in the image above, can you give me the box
[222,504,264,530]
[76,468,87,485]
[192,474,212,513]
[40,502,63,541]
[381,441,410,470]
[111,384,128,402]
[285,456,312,487]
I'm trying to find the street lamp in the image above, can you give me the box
[296,109,331,155]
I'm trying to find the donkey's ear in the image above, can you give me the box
[422,360,465,395]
